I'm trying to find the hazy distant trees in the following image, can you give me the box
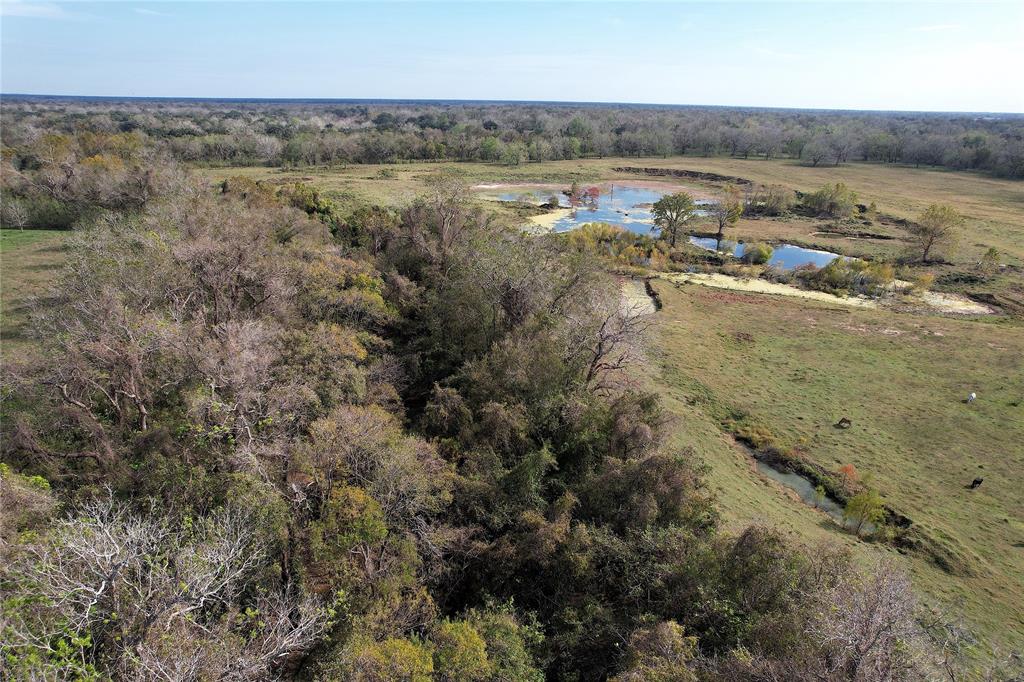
[5,98,1019,176]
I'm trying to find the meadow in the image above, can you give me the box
[646,278,1024,653]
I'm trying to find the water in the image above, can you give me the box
[753,458,875,534]
[754,460,847,522]
[689,236,844,270]
[495,184,709,234]
[491,185,845,270]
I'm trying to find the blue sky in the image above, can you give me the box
[2,1,1022,112]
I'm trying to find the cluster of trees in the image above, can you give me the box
[3,96,1023,177]
[0,135,1003,680]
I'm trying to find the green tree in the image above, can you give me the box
[480,136,504,161]
[843,489,886,536]
[910,204,964,263]
[434,620,493,681]
[652,192,697,247]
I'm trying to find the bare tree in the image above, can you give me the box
[1,494,326,680]
[808,559,923,681]
[1,197,29,229]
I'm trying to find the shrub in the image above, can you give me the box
[741,242,774,264]
[434,620,493,681]
[795,257,894,296]
[912,272,935,293]
[803,183,858,218]
[979,247,1001,272]
[744,184,793,216]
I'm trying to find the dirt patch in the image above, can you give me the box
[662,272,878,308]
[810,230,898,241]
[919,291,995,315]
[613,166,754,186]
[620,278,658,316]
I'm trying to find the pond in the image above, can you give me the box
[754,460,847,524]
[495,184,710,234]
[752,456,874,534]
[688,237,845,270]
[490,184,845,270]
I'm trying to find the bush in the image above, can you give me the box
[744,184,793,216]
[742,242,774,264]
[803,183,858,218]
[795,257,894,296]
[912,272,935,293]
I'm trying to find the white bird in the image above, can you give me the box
[968,392,976,403]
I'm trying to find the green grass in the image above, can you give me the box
[0,228,65,254]
[1,229,69,362]
[647,278,1024,653]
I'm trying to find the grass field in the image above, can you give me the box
[646,278,1024,653]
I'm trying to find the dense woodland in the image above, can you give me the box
[0,103,1019,681]
[1,98,1022,194]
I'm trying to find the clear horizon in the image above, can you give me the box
[2,1,1023,114]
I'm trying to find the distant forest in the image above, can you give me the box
[2,96,1023,178]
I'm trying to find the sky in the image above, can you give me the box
[1,1,1022,113]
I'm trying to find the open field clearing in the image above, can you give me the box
[647,277,1024,652]
[0,230,68,363]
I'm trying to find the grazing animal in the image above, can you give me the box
[970,477,983,489]
[968,392,977,403]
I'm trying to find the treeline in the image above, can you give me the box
[0,141,1007,680]
[2,97,1023,178]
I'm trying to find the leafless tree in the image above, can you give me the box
[1,196,29,229]
[808,559,924,681]
[1,494,326,680]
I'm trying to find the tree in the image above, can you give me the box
[651,191,696,247]
[843,488,886,535]
[708,184,742,244]
[501,142,528,166]
[910,204,963,263]
[808,560,920,680]
[1,494,325,680]
[1,197,29,230]
[802,136,831,166]
[838,463,860,491]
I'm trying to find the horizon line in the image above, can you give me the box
[2,92,1021,117]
